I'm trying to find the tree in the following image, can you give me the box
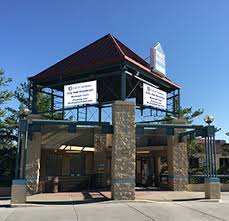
[0,69,15,146]
[177,107,204,124]
[14,82,62,119]
[0,69,16,177]
[176,106,205,174]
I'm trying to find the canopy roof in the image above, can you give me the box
[29,34,180,89]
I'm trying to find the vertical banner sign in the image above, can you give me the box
[143,83,167,110]
[64,80,97,107]
[150,42,166,76]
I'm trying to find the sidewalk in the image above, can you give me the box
[25,190,206,205]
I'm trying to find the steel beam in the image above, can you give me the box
[31,119,110,126]
[136,123,203,129]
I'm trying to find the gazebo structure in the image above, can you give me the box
[28,33,180,121]
[11,34,220,204]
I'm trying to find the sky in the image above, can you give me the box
[0,0,229,141]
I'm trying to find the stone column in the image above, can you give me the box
[167,136,188,191]
[111,101,136,200]
[26,114,42,195]
[26,131,42,194]
[94,131,107,188]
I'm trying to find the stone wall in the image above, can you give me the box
[111,101,136,200]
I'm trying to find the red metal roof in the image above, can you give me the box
[29,34,180,89]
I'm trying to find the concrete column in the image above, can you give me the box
[205,178,221,199]
[111,101,136,200]
[167,136,188,191]
[11,180,26,205]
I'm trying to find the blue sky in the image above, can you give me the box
[0,0,228,141]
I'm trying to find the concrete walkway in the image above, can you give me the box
[1,199,229,220]
[25,190,206,204]
[1,192,229,220]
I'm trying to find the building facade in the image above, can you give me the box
[16,34,193,196]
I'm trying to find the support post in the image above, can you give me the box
[111,101,136,200]
[51,89,54,119]
[15,131,21,179]
[26,114,42,195]
[31,84,38,114]
[121,71,126,101]
[98,104,102,123]
[62,91,65,119]
[167,135,188,191]
[94,129,107,188]
[11,119,28,205]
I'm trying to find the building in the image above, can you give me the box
[189,139,229,175]
[13,34,220,202]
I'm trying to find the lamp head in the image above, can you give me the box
[204,115,214,125]
[20,108,31,117]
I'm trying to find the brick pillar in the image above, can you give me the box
[111,101,136,200]
[94,131,107,188]
[26,114,42,194]
[167,136,188,191]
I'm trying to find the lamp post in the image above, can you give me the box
[204,114,216,177]
[12,108,32,205]
[203,115,221,199]
[15,108,31,179]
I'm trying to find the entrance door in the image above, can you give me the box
[136,157,156,187]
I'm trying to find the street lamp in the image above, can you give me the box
[204,115,214,125]
[19,108,31,118]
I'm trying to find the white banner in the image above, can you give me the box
[143,83,167,110]
[64,80,97,107]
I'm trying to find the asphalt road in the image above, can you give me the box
[1,200,229,221]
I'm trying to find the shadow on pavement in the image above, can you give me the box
[27,191,112,205]
[172,198,204,202]
[135,187,167,192]
[27,198,112,205]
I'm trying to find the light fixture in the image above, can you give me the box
[137,151,150,154]
[59,145,95,152]
[19,108,31,117]
[204,115,214,125]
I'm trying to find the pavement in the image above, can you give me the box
[25,190,206,204]
[1,192,229,221]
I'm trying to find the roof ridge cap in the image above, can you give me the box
[109,34,125,58]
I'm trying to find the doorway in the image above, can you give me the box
[136,157,156,187]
